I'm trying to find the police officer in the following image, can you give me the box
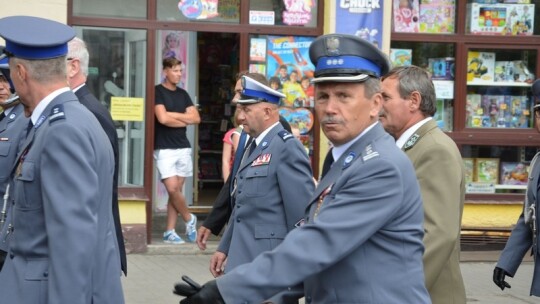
[493,80,540,297]
[0,16,124,303]
[0,52,28,272]
[174,33,431,303]
[209,75,315,279]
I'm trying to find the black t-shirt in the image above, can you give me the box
[154,84,195,149]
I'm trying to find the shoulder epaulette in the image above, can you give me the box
[278,130,293,141]
[49,104,66,123]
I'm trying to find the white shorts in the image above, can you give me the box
[154,148,193,179]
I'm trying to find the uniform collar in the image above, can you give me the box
[253,121,280,146]
[395,117,432,149]
[332,121,379,162]
[30,87,70,124]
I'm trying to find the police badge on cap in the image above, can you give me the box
[237,76,286,105]
[309,34,390,83]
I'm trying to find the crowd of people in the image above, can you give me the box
[0,14,539,304]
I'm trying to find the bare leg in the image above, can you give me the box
[162,176,191,231]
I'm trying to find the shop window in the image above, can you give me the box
[249,0,318,27]
[462,145,537,195]
[72,0,146,19]
[390,41,456,132]
[74,26,147,187]
[248,34,316,161]
[157,0,240,23]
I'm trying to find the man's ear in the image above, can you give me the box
[409,91,421,110]
[66,59,79,78]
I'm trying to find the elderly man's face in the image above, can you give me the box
[314,81,381,146]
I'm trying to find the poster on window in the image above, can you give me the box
[335,1,383,49]
[266,35,315,108]
[160,30,189,88]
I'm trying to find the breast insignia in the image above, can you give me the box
[403,134,420,150]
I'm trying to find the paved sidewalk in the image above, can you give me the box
[122,241,539,304]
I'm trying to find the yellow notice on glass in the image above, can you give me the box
[111,97,144,121]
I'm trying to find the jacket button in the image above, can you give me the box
[43,271,48,277]
[236,218,241,223]
[306,296,312,303]
[270,232,275,236]
[9,253,14,259]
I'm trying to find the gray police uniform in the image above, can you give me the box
[497,151,540,296]
[0,91,124,303]
[218,123,314,272]
[0,103,28,254]
[217,123,430,303]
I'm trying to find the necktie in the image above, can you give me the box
[26,120,33,137]
[248,139,257,156]
[0,112,5,122]
[321,148,334,179]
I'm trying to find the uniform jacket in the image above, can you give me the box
[217,123,431,303]
[0,103,28,253]
[497,151,540,296]
[0,91,124,303]
[217,123,314,272]
[75,84,127,275]
[402,119,466,304]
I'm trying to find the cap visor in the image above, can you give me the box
[236,98,262,105]
[311,74,370,84]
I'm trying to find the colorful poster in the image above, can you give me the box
[336,1,383,49]
[249,64,266,75]
[178,0,219,20]
[160,30,188,88]
[265,35,315,107]
[282,0,315,26]
[250,38,266,62]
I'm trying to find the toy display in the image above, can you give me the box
[429,57,455,80]
[434,99,453,131]
[393,0,420,32]
[390,48,412,67]
[463,158,475,183]
[500,162,529,185]
[418,1,455,33]
[467,3,534,35]
[466,93,530,129]
[475,158,500,184]
[467,51,495,83]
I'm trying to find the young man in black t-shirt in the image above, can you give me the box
[154,57,200,244]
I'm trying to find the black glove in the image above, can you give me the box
[176,279,224,304]
[493,266,511,290]
[174,275,202,297]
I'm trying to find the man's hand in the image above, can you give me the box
[176,279,225,304]
[493,267,511,290]
[196,226,211,250]
[209,251,227,278]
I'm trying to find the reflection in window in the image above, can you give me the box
[72,0,146,19]
[74,27,147,186]
[157,0,240,23]
[250,0,318,27]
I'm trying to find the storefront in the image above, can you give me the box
[65,0,325,250]
[4,0,540,251]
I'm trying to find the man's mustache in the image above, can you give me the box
[320,117,345,125]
